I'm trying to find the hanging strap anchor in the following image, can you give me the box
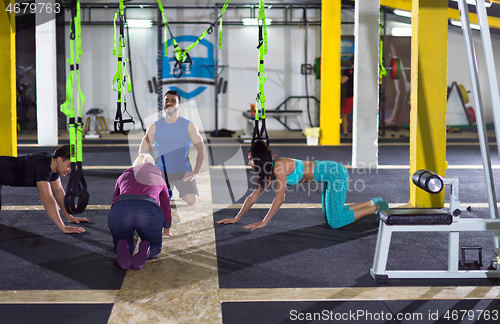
[60,0,89,214]
[251,0,269,145]
[112,0,135,134]
[157,0,231,78]
[64,157,90,215]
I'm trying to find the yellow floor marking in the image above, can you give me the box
[213,165,500,170]
[83,166,128,170]
[219,286,500,302]
[3,203,496,211]
[0,290,118,304]
[2,285,499,305]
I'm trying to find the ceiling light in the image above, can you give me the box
[450,19,481,30]
[241,18,272,26]
[450,0,492,7]
[126,19,153,28]
[391,27,412,37]
[393,9,411,18]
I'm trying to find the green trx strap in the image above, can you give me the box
[112,0,135,134]
[379,25,387,84]
[60,0,89,215]
[157,0,231,78]
[252,0,269,145]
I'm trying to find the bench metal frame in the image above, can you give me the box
[370,178,500,282]
[370,0,500,283]
[240,110,305,141]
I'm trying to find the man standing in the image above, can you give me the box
[341,61,354,137]
[139,90,205,206]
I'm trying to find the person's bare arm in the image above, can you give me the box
[50,179,90,224]
[37,181,85,234]
[244,172,286,230]
[183,122,205,181]
[139,123,156,154]
[216,183,269,225]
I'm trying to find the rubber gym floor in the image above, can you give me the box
[1,130,499,324]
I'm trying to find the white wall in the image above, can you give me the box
[448,26,500,124]
[65,7,500,133]
[221,25,320,132]
[67,24,157,133]
[65,6,321,134]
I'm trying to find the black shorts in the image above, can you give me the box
[165,172,199,198]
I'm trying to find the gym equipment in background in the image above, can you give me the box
[60,0,89,214]
[251,0,270,145]
[156,0,231,78]
[112,0,135,134]
[447,81,475,130]
[371,0,500,282]
[370,169,500,282]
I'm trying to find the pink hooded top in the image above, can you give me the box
[112,163,171,224]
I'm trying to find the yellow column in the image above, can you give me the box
[320,0,341,145]
[410,0,448,207]
[0,0,17,157]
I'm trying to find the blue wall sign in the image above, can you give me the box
[341,39,354,61]
[162,36,215,99]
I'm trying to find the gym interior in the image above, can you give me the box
[2,0,500,323]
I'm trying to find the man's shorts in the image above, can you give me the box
[341,96,353,115]
[165,172,199,198]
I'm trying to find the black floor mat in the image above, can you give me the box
[214,208,499,288]
[0,209,126,290]
[222,299,500,324]
[0,304,113,324]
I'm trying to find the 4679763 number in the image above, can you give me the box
[6,2,61,14]
[444,309,499,321]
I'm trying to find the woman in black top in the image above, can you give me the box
[0,145,89,233]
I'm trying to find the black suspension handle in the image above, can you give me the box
[64,162,89,215]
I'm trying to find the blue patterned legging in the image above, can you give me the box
[314,161,355,228]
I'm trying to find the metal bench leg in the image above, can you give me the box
[448,231,460,273]
[370,221,393,282]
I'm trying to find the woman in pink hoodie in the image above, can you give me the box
[108,153,171,270]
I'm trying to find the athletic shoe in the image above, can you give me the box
[371,197,383,205]
[375,200,389,222]
[131,241,151,270]
[116,239,132,270]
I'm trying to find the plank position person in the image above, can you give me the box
[217,140,389,230]
[0,145,89,233]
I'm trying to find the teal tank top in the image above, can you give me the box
[272,158,305,186]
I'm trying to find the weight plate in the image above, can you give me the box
[314,57,321,80]
[458,84,469,104]
[390,57,402,80]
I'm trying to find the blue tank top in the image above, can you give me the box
[272,158,305,186]
[154,116,192,173]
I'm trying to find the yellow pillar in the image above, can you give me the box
[410,0,448,207]
[0,0,17,157]
[320,0,341,145]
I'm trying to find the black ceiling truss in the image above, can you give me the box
[60,2,322,26]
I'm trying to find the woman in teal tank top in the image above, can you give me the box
[217,140,388,230]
